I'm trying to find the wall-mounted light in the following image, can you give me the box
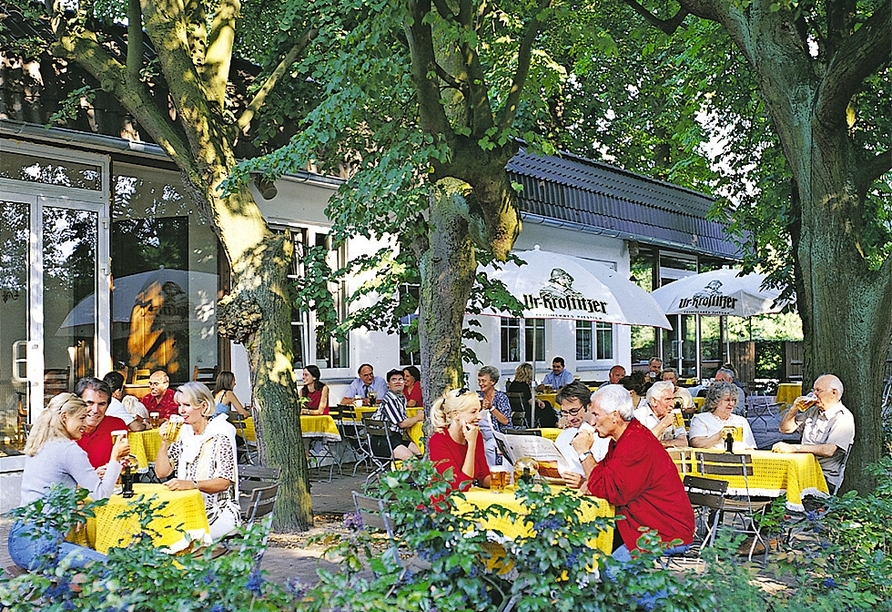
[252,174,278,200]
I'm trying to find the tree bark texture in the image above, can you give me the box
[419,178,479,414]
[677,0,892,492]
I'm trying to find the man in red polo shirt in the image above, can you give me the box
[571,384,694,561]
[76,377,130,469]
[141,369,178,421]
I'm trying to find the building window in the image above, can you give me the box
[501,318,545,362]
[278,228,349,369]
[501,319,521,362]
[576,321,593,361]
[596,322,614,360]
[576,321,614,362]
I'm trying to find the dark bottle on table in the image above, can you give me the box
[520,467,532,484]
[121,459,135,498]
[724,432,734,453]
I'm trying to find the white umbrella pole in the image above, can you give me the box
[530,318,537,428]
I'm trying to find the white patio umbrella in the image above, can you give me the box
[650,269,790,317]
[478,247,671,425]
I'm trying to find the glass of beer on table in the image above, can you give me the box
[490,465,510,493]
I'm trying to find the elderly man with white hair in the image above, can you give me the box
[774,374,855,490]
[633,381,688,448]
[571,385,694,561]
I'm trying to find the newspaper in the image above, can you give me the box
[494,431,574,476]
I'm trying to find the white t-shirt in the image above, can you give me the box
[633,405,687,443]
[106,397,135,425]
[688,411,756,449]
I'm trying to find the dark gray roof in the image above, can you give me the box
[507,147,741,259]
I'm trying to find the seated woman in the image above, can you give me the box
[429,389,491,491]
[9,393,130,570]
[212,371,250,417]
[155,382,240,540]
[688,381,757,449]
[402,366,422,407]
[300,365,330,415]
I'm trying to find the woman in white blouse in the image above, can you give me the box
[688,381,757,449]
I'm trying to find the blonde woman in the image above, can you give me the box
[9,393,130,570]
[429,389,491,492]
[155,382,240,539]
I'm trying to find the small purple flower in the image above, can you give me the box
[806,510,819,522]
[210,605,224,612]
[203,569,217,585]
[343,512,363,531]
[246,567,264,596]
[823,577,837,588]
[285,577,309,599]
[533,517,562,532]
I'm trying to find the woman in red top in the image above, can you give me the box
[429,389,491,491]
[300,365,329,415]
[403,366,423,407]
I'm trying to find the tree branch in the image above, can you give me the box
[856,149,892,196]
[433,61,465,92]
[205,0,240,108]
[498,0,552,130]
[431,0,454,19]
[816,1,892,125]
[623,0,689,34]
[126,0,143,83]
[51,32,193,167]
[237,28,318,132]
[403,0,451,136]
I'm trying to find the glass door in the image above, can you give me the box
[0,199,31,449]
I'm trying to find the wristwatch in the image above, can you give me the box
[578,451,594,463]
[192,479,199,489]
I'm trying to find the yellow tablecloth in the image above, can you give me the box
[537,392,558,406]
[686,448,828,511]
[776,383,803,408]
[74,484,209,554]
[533,428,562,442]
[300,415,341,442]
[454,486,614,554]
[128,428,163,472]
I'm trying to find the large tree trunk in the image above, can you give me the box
[418,177,479,411]
[704,2,892,492]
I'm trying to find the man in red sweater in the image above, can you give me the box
[141,369,179,421]
[76,377,130,469]
[572,384,694,561]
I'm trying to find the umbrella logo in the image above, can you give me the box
[677,279,738,310]
[522,268,610,314]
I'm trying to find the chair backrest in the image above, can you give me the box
[244,483,279,525]
[193,365,219,383]
[363,418,395,459]
[133,368,151,384]
[696,451,754,478]
[832,443,853,495]
[666,448,690,475]
[239,465,281,484]
[684,475,728,510]
[352,491,401,568]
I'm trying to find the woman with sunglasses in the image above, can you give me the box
[429,389,491,492]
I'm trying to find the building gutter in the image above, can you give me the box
[0,120,343,190]
[521,212,742,260]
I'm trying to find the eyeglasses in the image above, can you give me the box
[559,406,584,418]
[148,381,164,387]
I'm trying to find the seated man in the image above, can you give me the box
[341,363,388,406]
[714,367,746,414]
[554,382,610,486]
[634,381,688,448]
[773,374,855,491]
[646,357,662,384]
[608,365,626,385]
[371,369,423,460]
[539,357,574,390]
[103,371,146,431]
[571,385,694,560]
[661,367,695,415]
[76,377,130,468]
[141,369,179,421]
